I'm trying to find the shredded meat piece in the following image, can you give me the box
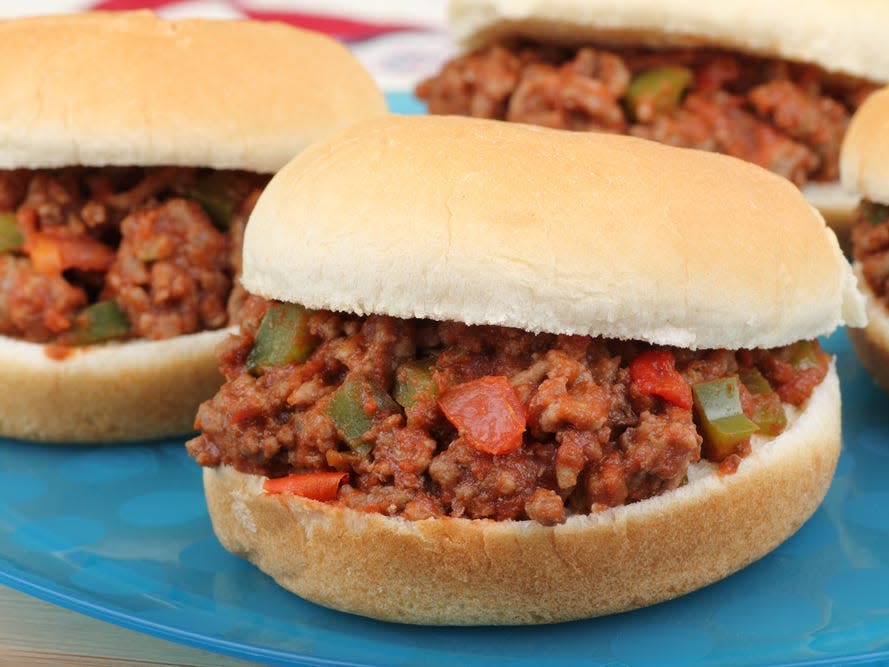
[506,48,629,132]
[747,80,848,181]
[0,255,87,341]
[415,44,521,118]
[0,170,29,212]
[103,199,230,339]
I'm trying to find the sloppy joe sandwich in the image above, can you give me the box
[0,11,385,442]
[840,86,889,392]
[416,0,889,246]
[188,115,865,624]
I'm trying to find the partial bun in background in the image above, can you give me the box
[847,267,889,394]
[418,0,889,249]
[841,86,889,206]
[841,86,889,393]
[0,330,226,443]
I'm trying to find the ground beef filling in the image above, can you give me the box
[416,43,878,186]
[853,200,889,306]
[187,299,829,525]
[0,167,267,344]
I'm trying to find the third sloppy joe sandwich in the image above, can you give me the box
[417,0,889,246]
[0,11,385,442]
[841,86,889,392]
[188,115,865,624]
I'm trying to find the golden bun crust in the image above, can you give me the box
[0,328,230,443]
[841,87,889,207]
[848,264,889,393]
[449,0,889,81]
[243,115,865,350]
[203,364,841,625]
[0,11,386,172]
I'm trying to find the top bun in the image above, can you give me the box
[449,0,889,81]
[0,11,386,173]
[841,86,889,205]
[243,114,865,350]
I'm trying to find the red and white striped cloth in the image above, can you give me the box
[0,1,455,92]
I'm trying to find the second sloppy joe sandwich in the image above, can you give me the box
[0,12,385,442]
[417,0,889,246]
[188,115,865,624]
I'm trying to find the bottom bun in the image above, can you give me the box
[803,181,856,255]
[0,328,231,443]
[203,365,841,625]
[848,264,889,393]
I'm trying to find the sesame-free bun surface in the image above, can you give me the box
[243,115,865,350]
[449,0,889,82]
[203,363,840,625]
[0,11,386,172]
[841,86,889,207]
[0,329,230,443]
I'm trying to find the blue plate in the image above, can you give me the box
[1,95,888,666]
[1,331,887,667]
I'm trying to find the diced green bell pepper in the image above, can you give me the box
[625,66,693,121]
[326,376,398,455]
[59,300,130,345]
[246,303,318,376]
[692,375,758,462]
[862,200,889,227]
[187,172,240,229]
[0,212,23,253]
[738,367,771,395]
[739,367,787,436]
[393,361,436,409]
[789,340,820,370]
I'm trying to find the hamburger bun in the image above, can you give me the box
[421,0,889,249]
[243,116,861,347]
[0,11,386,443]
[196,115,865,624]
[841,86,889,392]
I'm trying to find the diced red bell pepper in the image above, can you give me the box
[629,349,693,410]
[25,232,116,275]
[263,471,348,501]
[439,375,526,455]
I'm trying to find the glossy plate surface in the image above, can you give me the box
[2,331,887,667]
[2,98,888,667]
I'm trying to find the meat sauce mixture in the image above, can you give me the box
[0,167,268,347]
[187,297,830,525]
[853,201,889,306]
[416,43,879,186]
